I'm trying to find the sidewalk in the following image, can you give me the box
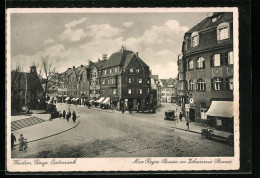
[171,119,203,134]
[12,118,79,145]
[57,103,113,113]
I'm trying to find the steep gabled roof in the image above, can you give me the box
[186,12,232,34]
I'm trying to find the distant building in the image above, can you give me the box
[89,56,107,101]
[98,47,151,111]
[160,78,178,103]
[151,75,162,108]
[11,66,43,111]
[177,12,233,130]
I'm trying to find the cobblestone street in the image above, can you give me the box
[12,103,234,158]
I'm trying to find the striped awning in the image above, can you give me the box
[65,97,70,101]
[96,97,105,103]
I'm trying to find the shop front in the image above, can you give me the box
[206,101,234,132]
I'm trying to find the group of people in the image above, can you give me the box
[59,110,77,123]
[11,133,28,152]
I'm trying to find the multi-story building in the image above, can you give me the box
[151,75,162,108]
[177,12,233,130]
[160,78,178,103]
[58,65,90,104]
[89,56,107,101]
[97,47,151,111]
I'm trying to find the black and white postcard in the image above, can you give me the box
[6,8,239,172]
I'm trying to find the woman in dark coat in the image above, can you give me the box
[72,111,77,123]
[63,110,66,119]
[179,112,183,121]
[66,112,70,122]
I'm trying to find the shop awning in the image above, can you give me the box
[71,98,75,101]
[206,101,233,118]
[89,100,94,102]
[102,97,111,105]
[96,97,105,103]
[75,98,79,101]
[65,97,70,101]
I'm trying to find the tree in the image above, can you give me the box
[39,55,56,101]
[11,65,24,113]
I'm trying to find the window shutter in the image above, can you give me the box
[211,79,214,90]
[203,60,205,68]
[210,55,213,67]
[195,59,198,69]
[225,52,229,65]
[220,53,224,66]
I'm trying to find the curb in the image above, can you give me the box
[171,126,201,134]
[14,121,80,145]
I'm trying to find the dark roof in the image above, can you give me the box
[103,49,149,69]
[151,75,159,81]
[186,12,232,34]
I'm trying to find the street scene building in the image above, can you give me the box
[151,75,162,108]
[160,78,178,103]
[99,47,152,111]
[177,12,234,131]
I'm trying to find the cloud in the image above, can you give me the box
[122,21,133,27]
[86,24,122,39]
[43,38,55,45]
[65,17,87,28]
[59,28,87,41]
[150,62,178,79]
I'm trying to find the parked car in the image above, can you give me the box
[201,128,234,146]
[164,110,175,120]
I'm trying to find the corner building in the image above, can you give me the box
[100,47,151,111]
[178,12,234,129]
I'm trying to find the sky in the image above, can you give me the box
[10,11,208,79]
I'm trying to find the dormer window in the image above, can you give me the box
[130,68,134,73]
[136,68,140,73]
[191,31,199,47]
[212,17,217,22]
[217,22,230,41]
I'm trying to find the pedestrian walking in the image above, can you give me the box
[11,133,16,150]
[18,134,24,151]
[59,112,62,119]
[68,111,71,118]
[63,110,66,119]
[23,138,28,152]
[179,111,183,121]
[72,111,77,123]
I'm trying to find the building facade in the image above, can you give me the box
[160,78,178,103]
[151,75,162,108]
[98,47,151,111]
[177,12,233,128]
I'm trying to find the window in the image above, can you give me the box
[212,17,217,22]
[136,68,140,73]
[130,68,134,73]
[228,51,233,65]
[128,89,132,94]
[197,79,206,91]
[191,31,199,47]
[226,77,233,90]
[115,67,118,73]
[102,89,105,94]
[138,78,142,83]
[189,79,194,90]
[196,57,205,69]
[217,22,230,41]
[213,54,221,66]
[102,79,105,85]
[147,79,150,84]
[107,79,110,85]
[104,70,107,75]
[107,89,110,94]
[188,59,194,70]
[113,89,117,94]
[211,78,223,90]
[148,88,150,93]
[110,68,112,73]
[128,77,132,83]
[123,69,126,73]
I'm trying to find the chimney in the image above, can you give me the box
[102,54,107,60]
[73,66,75,70]
[121,46,125,52]
[98,58,100,63]
[81,65,83,68]
[136,52,138,57]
